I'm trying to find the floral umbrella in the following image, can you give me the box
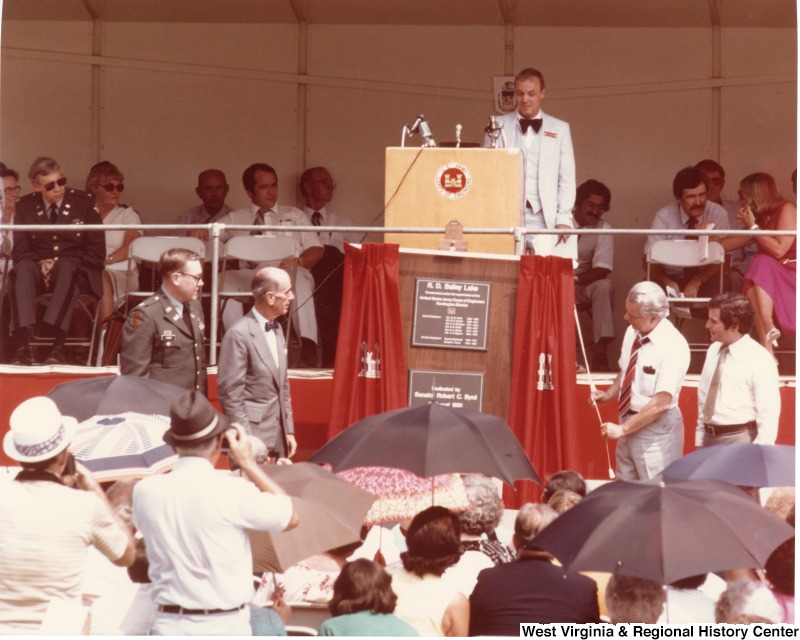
[336,466,471,526]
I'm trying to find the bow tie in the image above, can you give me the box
[519,118,542,134]
[264,320,278,332]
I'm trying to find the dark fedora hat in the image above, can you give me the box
[164,391,229,447]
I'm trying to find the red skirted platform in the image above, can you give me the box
[0,368,794,481]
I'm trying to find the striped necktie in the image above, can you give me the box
[618,335,649,420]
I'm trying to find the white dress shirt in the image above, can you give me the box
[132,457,292,610]
[617,319,690,412]
[696,334,781,445]
[302,205,357,252]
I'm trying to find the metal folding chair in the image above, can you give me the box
[646,239,726,352]
[123,236,206,312]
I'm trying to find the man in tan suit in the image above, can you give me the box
[217,267,297,458]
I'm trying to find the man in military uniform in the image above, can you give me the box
[9,156,105,365]
[120,247,207,393]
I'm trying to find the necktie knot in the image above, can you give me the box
[264,320,277,332]
[311,211,322,226]
[519,118,542,134]
[685,217,699,230]
[49,204,59,224]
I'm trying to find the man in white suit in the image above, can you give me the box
[217,266,297,458]
[484,67,576,256]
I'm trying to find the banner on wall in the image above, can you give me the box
[492,75,517,114]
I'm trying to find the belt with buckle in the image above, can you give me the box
[703,421,756,436]
[157,603,245,616]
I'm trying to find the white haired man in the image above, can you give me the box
[591,281,690,480]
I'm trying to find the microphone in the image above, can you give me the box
[418,119,436,147]
[407,115,424,135]
[484,115,504,148]
[455,124,462,148]
[485,115,503,134]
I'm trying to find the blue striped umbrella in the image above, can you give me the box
[70,412,177,482]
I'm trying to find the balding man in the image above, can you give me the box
[469,503,600,634]
[217,267,298,459]
[174,169,232,239]
[218,163,321,367]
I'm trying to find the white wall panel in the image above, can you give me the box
[100,67,298,223]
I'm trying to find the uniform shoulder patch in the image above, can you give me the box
[130,310,145,329]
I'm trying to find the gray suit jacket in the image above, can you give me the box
[217,310,294,455]
[484,110,576,228]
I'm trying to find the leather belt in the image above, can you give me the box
[703,421,756,436]
[157,603,245,616]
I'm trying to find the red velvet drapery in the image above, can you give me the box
[327,243,407,439]
[504,255,583,507]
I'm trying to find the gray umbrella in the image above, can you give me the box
[662,443,795,488]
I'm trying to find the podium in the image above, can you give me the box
[384,147,523,255]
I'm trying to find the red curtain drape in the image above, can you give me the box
[327,243,407,439]
[504,255,583,508]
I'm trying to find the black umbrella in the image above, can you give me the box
[662,444,795,488]
[532,478,794,584]
[48,375,187,421]
[309,403,541,485]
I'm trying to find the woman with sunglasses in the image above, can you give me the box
[85,162,142,323]
[721,172,796,359]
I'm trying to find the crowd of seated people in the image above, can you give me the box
[2,438,793,635]
[0,154,795,370]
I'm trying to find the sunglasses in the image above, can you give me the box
[100,183,125,193]
[42,177,67,192]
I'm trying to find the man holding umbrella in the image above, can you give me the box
[132,391,298,635]
[696,292,780,447]
[592,281,690,480]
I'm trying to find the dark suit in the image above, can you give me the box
[10,189,104,332]
[217,310,294,456]
[120,290,207,392]
[469,556,600,635]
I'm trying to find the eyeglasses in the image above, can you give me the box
[3,186,21,196]
[42,177,67,192]
[100,183,125,193]
[179,272,203,284]
[312,179,337,189]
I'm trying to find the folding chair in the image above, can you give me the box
[219,235,299,341]
[29,293,101,366]
[123,236,206,312]
[646,239,726,352]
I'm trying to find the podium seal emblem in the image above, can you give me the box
[435,163,471,200]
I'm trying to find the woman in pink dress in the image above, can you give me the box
[722,172,796,357]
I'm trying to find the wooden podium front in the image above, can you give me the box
[397,247,520,421]
[384,147,523,255]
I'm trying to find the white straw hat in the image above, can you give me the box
[3,397,77,463]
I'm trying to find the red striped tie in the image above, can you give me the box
[618,335,648,420]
